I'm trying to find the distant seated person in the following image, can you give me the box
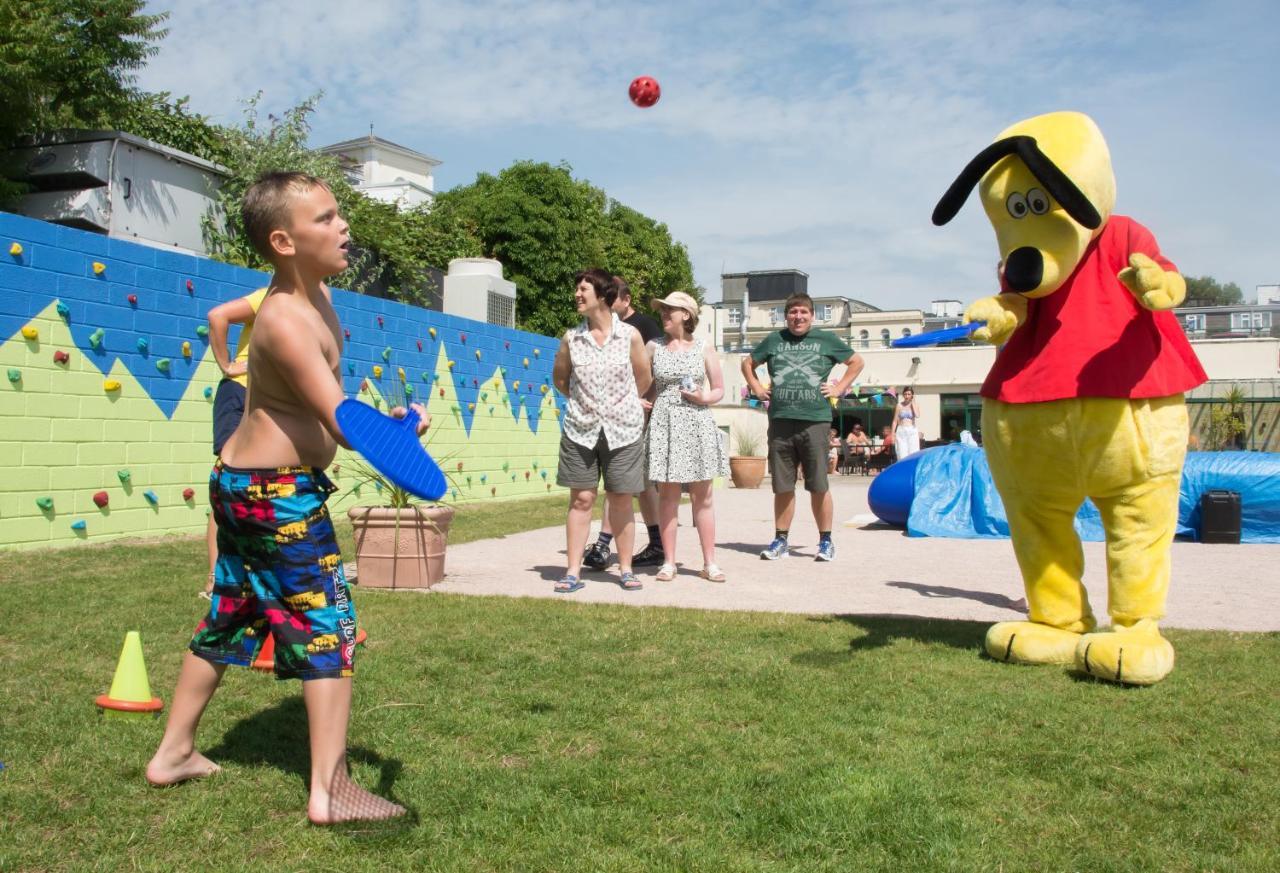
[869,425,895,469]
[845,423,871,471]
[827,427,842,474]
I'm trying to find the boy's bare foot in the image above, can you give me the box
[145,749,221,786]
[308,773,407,825]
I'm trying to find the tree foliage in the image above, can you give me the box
[1184,275,1243,307]
[203,94,482,307]
[430,161,698,336]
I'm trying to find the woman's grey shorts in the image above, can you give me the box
[556,433,647,494]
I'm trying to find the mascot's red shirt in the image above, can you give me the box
[981,215,1207,403]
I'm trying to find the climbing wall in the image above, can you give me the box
[0,211,567,551]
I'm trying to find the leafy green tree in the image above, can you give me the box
[204,94,480,307]
[1183,275,1243,307]
[430,161,698,336]
[113,91,234,166]
[0,0,167,196]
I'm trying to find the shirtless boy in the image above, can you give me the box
[145,172,425,825]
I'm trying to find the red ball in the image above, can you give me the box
[629,76,660,108]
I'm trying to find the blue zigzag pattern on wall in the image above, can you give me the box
[0,211,563,431]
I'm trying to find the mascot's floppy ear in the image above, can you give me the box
[932,135,1102,230]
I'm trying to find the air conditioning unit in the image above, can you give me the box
[5,130,227,256]
[442,258,517,327]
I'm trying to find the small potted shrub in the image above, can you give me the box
[344,459,456,589]
[729,426,767,489]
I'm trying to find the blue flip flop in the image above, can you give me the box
[555,575,584,594]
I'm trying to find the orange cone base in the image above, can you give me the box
[95,693,164,716]
[252,629,367,673]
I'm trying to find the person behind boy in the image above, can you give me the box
[552,268,653,593]
[582,276,664,569]
[201,288,267,595]
[741,293,864,561]
[146,172,426,826]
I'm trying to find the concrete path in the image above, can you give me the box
[423,476,1279,632]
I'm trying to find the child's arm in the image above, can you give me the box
[259,317,352,449]
[207,296,258,379]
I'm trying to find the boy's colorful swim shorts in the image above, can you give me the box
[190,462,357,680]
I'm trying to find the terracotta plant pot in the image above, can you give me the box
[347,504,455,589]
[729,456,767,489]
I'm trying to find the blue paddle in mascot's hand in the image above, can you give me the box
[335,399,447,500]
[891,321,985,348]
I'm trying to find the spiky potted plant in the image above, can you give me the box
[729,424,768,489]
[342,384,456,589]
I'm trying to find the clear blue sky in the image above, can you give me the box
[140,0,1279,308]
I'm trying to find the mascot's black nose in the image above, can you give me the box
[1004,247,1044,293]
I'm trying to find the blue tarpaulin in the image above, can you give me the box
[900,446,1280,543]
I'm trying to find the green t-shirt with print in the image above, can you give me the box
[751,328,854,422]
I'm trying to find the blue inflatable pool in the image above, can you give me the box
[867,445,1280,543]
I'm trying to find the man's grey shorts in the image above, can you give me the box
[556,433,647,494]
[768,419,830,494]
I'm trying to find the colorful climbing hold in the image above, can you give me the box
[21,326,38,341]
[93,491,109,508]
[344,328,350,340]
[541,385,549,394]
[460,333,467,343]
[127,293,137,305]
[347,362,355,375]
[181,341,192,358]
[447,360,455,369]
[117,469,131,484]
[372,365,383,378]
[438,387,445,397]
[491,487,496,497]
[92,261,106,275]
[182,488,195,501]
[468,403,475,411]
[155,358,171,373]
[523,358,529,367]
[475,350,482,360]
[533,348,540,357]
[89,328,105,349]
[428,327,437,339]
[377,316,384,328]
[360,379,369,392]
[540,470,548,479]
[532,460,539,469]
[203,386,213,399]
[480,473,487,484]
[472,377,478,387]
[56,301,70,320]
[36,496,54,511]
[488,406,494,414]
[416,339,423,351]
[53,350,69,364]
[382,346,392,361]
[466,475,472,486]
[186,279,194,293]
[8,242,22,256]
[504,341,510,350]
[196,325,209,338]
[525,471,531,480]
[7,368,21,383]
[143,490,159,505]
[404,384,414,396]
[71,519,87,532]
[502,461,510,473]
[512,380,520,391]
[397,367,406,381]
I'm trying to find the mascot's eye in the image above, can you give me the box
[1027,188,1050,215]
[1006,192,1028,219]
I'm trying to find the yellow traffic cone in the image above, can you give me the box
[95,631,164,719]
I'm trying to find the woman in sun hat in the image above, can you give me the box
[645,291,730,583]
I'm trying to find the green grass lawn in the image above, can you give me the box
[1,508,1277,872]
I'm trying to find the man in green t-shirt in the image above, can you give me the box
[741,294,865,562]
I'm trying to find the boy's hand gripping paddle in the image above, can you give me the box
[335,399,446,501]
[891,321,985,348]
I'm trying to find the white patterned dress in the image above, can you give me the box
[647,338,729,483]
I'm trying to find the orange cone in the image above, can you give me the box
[251,633,276,671]
[96,631,164,718]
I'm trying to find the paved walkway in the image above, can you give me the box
[422,477,1278,632]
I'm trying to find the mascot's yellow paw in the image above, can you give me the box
[985,621,1081,666]
[1075,619,1175,686]
[1117,253,1185,310]
[964,295,1026,345]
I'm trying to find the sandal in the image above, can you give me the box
[554,575,585,594]
[655,563,677,581]
[700,564,726,583]
[619,571,643,591]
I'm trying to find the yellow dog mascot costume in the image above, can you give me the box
[932,111,1207,685]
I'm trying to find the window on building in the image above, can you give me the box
[769,306,783,325]
[1184,314,1204,332]
[880,328,891,346]
[858,329,870,349]
[818,304,833,322]
[728,308,741,327]
[901,327,912,337]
